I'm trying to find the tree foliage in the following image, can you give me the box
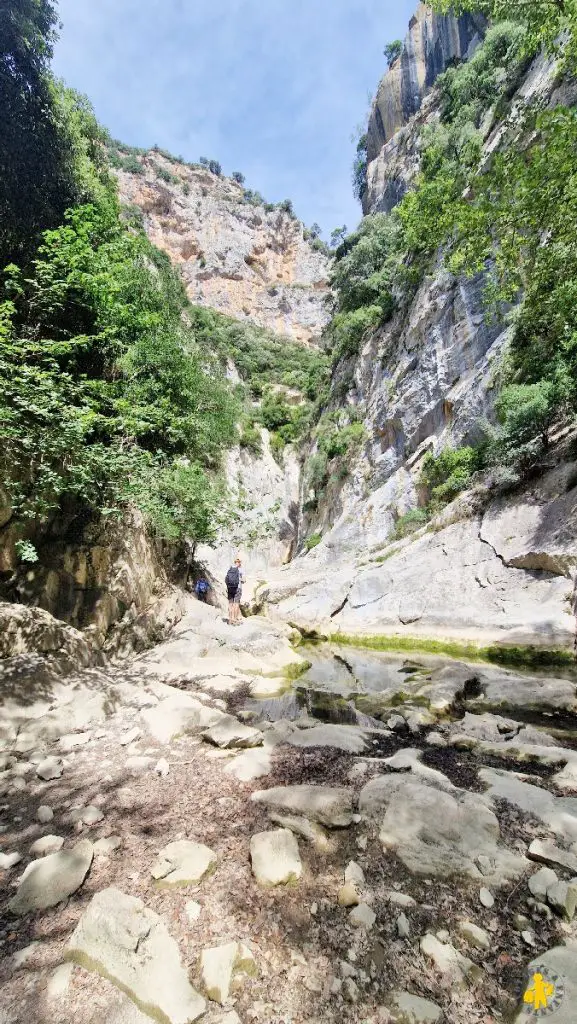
[0,0,111,266]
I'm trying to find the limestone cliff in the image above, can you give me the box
[115,154,331,345]
[365,2,486,213]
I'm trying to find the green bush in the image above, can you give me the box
[305,532,322,551]
[393,509,430,540]
[421,446,484,507]
[384,40,402,67]
[239,421,263,456]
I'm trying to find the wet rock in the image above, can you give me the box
[36,756,63,780]
[251,784,354,828]
[338,883,360,908]
[388,990,442,1023]
[458,920,491,950]
[250,828,302,886]
[9,839,93,914]
[349,903,376,929]
[360,774,526,884]
[29,834,64,856]
[419,933,475,988]
[546,879,577,921]
[479,887,494,909]
[66,887,205,1023]
[37,804,54,823]
[528,866,558,900]
[151,840,216,887]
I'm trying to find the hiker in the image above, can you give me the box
[194,577,210,602]
[225,557,245,625]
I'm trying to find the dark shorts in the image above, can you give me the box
[227,587,242,604]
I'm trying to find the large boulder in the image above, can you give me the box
[360,774,526,884]
[66,888,205,1024]
[9,840,94,915]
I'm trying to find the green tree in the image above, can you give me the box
[384,39,403,67]
[432,1,576,65]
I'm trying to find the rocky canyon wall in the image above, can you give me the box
[116,156,331,345]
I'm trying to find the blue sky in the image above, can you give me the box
[53,0,417,236]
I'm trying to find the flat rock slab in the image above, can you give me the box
[250,829,302,886]
[151,840,217,887]
[285,724,370,754]
[140,695,225,745]
[360,775,526,884]
[389,990,443,1023]
[514,943,577,1022]
[251,785,354,828]
[224,747,272,782]
[9,840,94,915]
[479,767,577,845]
[202,715,263,749]
[528,839,577,875]
[66,887,205,1024]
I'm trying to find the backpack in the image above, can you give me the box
[225,566,240,592]
[196,579,208,594]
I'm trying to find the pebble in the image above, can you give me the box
[522,930,537,947]
[344,860,365,887]
[36,756,63,781]
[0,851,22,870]
[155,758,170,777]
[310,902,318,916]
[397,913,411,939]
[338,883,360,908]
[349,903,376,929]
[528,866,558,900]
[513,913,531,932]
[37,805,54,824]
[343,977,359,1003]
[479,887,494,909]
[356,836,368,851]
[185,900,201,923]
[120,727,141,746]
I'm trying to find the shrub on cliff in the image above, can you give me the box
[0,200,238,543]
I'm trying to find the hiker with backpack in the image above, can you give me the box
[194,577,210,602]
[225,558,245,625]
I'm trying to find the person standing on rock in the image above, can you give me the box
[225,557,245,625]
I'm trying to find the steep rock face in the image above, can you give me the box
[365,3,485,213]
[0,507,184,649]
[116,156,330,344]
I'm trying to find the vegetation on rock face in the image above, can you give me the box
[330,5,577,484]
[384,40,403,67]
